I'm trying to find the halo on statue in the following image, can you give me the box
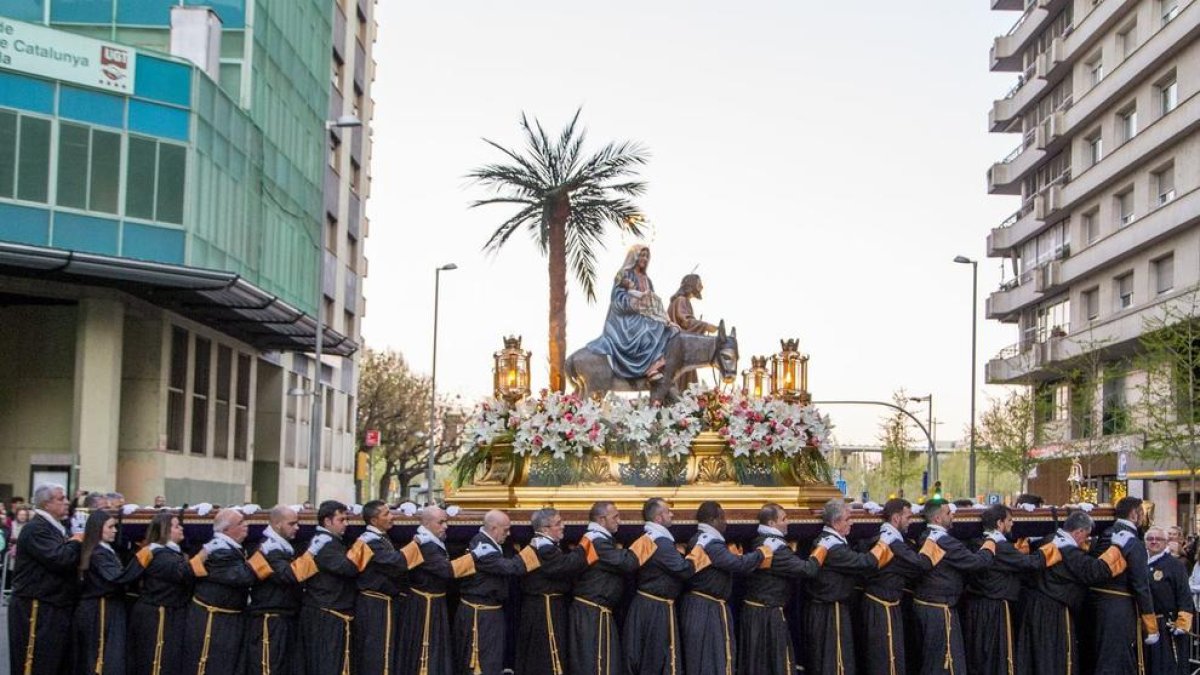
[619,215,656,248]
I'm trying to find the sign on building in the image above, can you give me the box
[0,18,137,94]
[364,429,381,447]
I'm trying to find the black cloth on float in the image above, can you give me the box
[516,535,589,675]
[8,513,81,675]
[568,527,639,675]
[621,533,695,675]
[72,543,146,675]
[1146,552,1191,675]
[735,530,819,675]
[398,536,457,675]
[911,525,994,675]
[130,543,196,675]
[680,527,764,675]
[300,528,359,675]
[182,539,255,675]
[1087,519,1155,675]
[801,528,888,675]
[453,530,526,675]
[963,535,1045,675]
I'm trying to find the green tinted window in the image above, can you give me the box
[0,111,15,199]
[17,117,50,203]
[126,136,158,220]
[56,123,89,209]
[157,143,186,224]
[89,129,121,214]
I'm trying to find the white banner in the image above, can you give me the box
[0,17,136,94]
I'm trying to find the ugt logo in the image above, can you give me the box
[100,46,130,85]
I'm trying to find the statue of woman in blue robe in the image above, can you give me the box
[584,245,678,382]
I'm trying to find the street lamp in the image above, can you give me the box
[425,263,457,504]
[909,394,935,488]
[954,254,979,498]
[306,114,363,506]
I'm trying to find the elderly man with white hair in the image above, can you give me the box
[8,482,82,675]
[183,506,257,675]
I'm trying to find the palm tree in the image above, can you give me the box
[468,109,650,392]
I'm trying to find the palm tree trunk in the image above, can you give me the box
[547,197,570,392]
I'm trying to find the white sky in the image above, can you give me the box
[362,2,1026,446]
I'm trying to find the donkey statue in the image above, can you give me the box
[565,320,739,404]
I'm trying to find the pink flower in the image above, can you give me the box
[564,412,574,422]
[533,435,543,447]
[566,430,575,440]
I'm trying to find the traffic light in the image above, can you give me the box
[355,451,369,481]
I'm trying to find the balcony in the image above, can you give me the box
[986,274,1038,321]
[987,199,1035,255]
[992,5,1049,73]
[1035,35,1069,81]
[1034,183,1064,220]
[992,0,1025,10]
[986,337,1069,384]
[990,65,1046,132]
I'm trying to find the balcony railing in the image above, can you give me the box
[1006,3,1037,36]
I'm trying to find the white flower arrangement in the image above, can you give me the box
[463,398,515,448]
[510,391,606,459]
[720,393,831,458]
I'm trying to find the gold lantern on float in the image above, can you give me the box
[770,339,810,404]
[493,336,531,404]
[742,356,769,398]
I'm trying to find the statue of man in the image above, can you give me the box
[668,274,717,335]
[584,245,678,383]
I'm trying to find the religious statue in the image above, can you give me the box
[583,245,678,382]
[668,274,716,335]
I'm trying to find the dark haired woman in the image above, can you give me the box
[129,511,208,675]
[73,509,147,674]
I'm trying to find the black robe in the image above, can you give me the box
[859,530,931,675]
[568,528,640,675]
[72,544,146,675]
[963,535,1045,675]
[736,531,819,675]
[802,529,890,675]
[183,540,256,675]
[1147,552,1191,675]
[453,531,527,675]
[1087,520,1156,675]
[912,526,993,675]
[7,513,81,675]
[398,536,465,675]
[680,531,764,675]
[1015,533,1117,675]
[130,543,197,675]
[516,536,589,675]
[621,533,696,675]
[245,534,304,675]
[352,529,419,675]
[300,529,359,675]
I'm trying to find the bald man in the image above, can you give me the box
[399,506,476,675]
[245,505,304,675]
[454,509,533,675]
[184,508,257,675]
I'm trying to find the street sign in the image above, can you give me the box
[1117,451,1129,480]
[365,429,381,447]
[835,479,848,496]
[986,492,1002,505]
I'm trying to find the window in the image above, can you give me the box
[1162,0,1180,24]
[1103,373,1129,435]
[1158,72,1178,116]
[349,159,361,194]
[56,123,120,214]
[332,54,343,91]
[1117,22,1137,60]
[0,112,50,203]
[191,337,211,455]
[346,394,356,434]
[285,373,298,468]
[1086,131,1103,166]
[1154,254,1174,295]
[344,310,355,335]
[1086,53,1104,86]
[1116,190,1134,226]
[1036,297,1070,342]
[1118,106,1137,144]
[1054,383,1070,421]
[167,327,188,452]
[1154,164,1175,205]
[326,214,338,253]
[1083,287,1100,320]
[356,8,369,44]
[125,137,186,224]
[296,376,309,470]
[234,354,250,461]
[1116,272,1134,310]
[1083,210,1100,244]
[214,346,231,459]
[328,135,341,173]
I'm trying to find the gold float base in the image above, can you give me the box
[445,482,845,512]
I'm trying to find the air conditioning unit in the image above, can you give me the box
[1035,112,1064,150]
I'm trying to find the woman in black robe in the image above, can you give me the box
[73,509,148,674]
[129,511,205,675]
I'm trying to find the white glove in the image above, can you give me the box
[986,531,1006,544]
[1078,502,1095,512]
[1111,530,1134,548]
[307,534,332,555]
[446,505,462,517]
[863,501,882,515]
[1145,633,1161,646]
[194,502,213,516]
[1018,503,1036,512]
[878,527,902,546]
[121,504,140,516]
[413,531,432,545]
[202,538,224,554]
[350,504,363,516]
[289,504,305,513]
[70,512,87,535]
[1173,627,1188,636]
[398,502,418,517]
[764,537,787,552]
[239,504,260,516]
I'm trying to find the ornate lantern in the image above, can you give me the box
[741,356,769,398]
[770,339,810,404]
[492,335,531,404]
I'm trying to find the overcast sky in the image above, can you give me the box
[362,2,1025,446]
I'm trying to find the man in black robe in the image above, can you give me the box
[184,507,257,675]
[454,509,532,675]
[1015,510,1126,675]
[913,498,995,675]
[859,498,931,675]
[737,502,822,675]
[568,500,641,675]
[245,505,305,675]
[803,498,898,675]
[349,500,424,675]
[1145,525,1192,675]
[680,501,770,675]
[621,497,702,675]
[8,482,81,675]
[963,504,1055,675]
[516,507,593,675]
[1088,496,1158,675]
[398,505,476,675]
[300,500,360,675]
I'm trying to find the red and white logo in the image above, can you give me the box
[99,46,129,84]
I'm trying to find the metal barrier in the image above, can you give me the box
[0,548,10,607]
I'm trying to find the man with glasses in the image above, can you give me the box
[1146,526,1191,675]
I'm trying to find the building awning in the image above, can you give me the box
[0,242,357,356]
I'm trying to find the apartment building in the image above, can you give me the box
[984,0,1199,520]
[0,0,375,507]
